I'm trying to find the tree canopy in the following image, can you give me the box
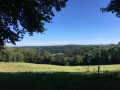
[101,0,120,17]
[118,42,120,45]
[0,0,68,45]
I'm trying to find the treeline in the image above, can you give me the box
[37,45,87,53]
[14,45,112,54]
[0,47,53,64]
[65,46,120,65]
[0,45,120,66]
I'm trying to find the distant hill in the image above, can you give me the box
[13,44,117,54]
[14,45,86,53]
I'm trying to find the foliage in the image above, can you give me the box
[0,0,68,45]
[101,0,120,17]
[14,45,110,54]
[118,42,120,45]
[1,45,120,66]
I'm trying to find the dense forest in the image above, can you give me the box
[13,44,116,54]
[0,44,120,66]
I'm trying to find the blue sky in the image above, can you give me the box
[8,0,120,46]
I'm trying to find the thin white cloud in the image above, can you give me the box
[6,38,120,46]
[7,41,78,46]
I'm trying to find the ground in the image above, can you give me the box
[0,62,120,90]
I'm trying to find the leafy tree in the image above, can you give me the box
[37,56,44,64]
[15,51,24,62]
[100,49,109,64]
[93,51,102,65]
[83,53,94,65]
[5,51,13,62]
[73,55,83,65]
[101,0,120,17]
[52,55,64,65]
[41,50,52,58]
[118,42,120,45]
[43,56,54,64]
[0,0,68,45]
[0,50,4,61]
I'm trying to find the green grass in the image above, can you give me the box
[0,62,120,73]
[0,62,120,90]
[0,62,85,72]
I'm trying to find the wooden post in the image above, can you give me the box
[98,66,100,75]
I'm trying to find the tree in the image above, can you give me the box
[83,53,94,65]
[73,55,83,65]
[118,42,120,45]
[101,0,120,17]
[41,50,52,57]
[0,0,68,45]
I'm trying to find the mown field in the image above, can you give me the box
[0,62,120,90]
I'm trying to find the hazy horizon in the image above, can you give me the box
[7,39,118,47]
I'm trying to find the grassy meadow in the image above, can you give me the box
[0,62,120,90]
[0,62,120,73]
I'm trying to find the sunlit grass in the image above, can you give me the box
[82,64,120,72]
[0,62,120,73]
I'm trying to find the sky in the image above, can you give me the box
[8,0,120,46]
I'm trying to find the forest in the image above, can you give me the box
[0,44,120,66]
[14,44,116,54]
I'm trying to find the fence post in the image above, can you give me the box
[98,66,100,75]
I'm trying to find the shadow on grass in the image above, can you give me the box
[0,71,120,90]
